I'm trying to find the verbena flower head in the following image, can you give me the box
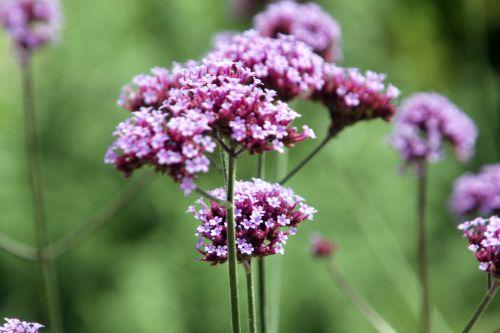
[310,234,335,258]
[0,318,43,333]
[390,93,477,166]
[313,63,400,136]
[188,179,317,264]
[207,30,325,101]
[254,1,342,62]
[0,0,60,58]
[106,60,314,195]
[458,216,499,278]
[117,63,199,112]
[450,165,500,217]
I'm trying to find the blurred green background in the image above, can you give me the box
[0,0,499,332]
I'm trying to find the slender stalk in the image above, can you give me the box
[220,145,228,183]
[0,232,37,261]
[417,162,430,333]
[21,57,64,332]
[327,262,397,333]
[256,154,267,333]
[244,259,257,333]
[44,171,154,259]
[461,282,498,333]
[279,133,333,185]
[486,272,493,291]
[226,152,241,333]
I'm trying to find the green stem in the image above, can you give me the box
[21,57,64,332]
[226,152,241,333]
[327,262,397,333]
[486,272,493,291]
[244,259,257,333]
[279,133,333,185]
[417,162,430,333]
[256,154,267,333]
[461,282,498,333]
[0,232,37,261]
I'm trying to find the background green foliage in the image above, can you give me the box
[0,0,499,332]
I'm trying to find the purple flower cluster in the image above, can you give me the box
[313,63,400,135]
[106,60,314,194]
[450,165,500,216]
[188,179,317,264]
[310,234,336,258]
[0,318,43,333]
[0,0,60,56]
[254,1,342,61]
[390,93,477,166]
[458,216,499,277]
[208,30,325,101]
[117,65,184,112]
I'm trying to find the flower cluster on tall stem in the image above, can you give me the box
[389,92,477,333]
[253,1,342,61]
[0,0,61,62]
[390,92,477,168]
[458,216,499,333]
[189,179,316,263]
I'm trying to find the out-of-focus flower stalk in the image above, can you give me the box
[461,282,498,333]
[326,262,397,333]
[20,56,63,333]
[416,161,430,333]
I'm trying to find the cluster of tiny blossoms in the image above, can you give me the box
[106,60,314,194]
[208,30,325,101]
[254,1,342,62]
[450,165,500,216]
[312,63,400,135]
[390,93,477,166]
[0,318,43,333]
[0,0,60,56]
[188,179,317,264]
[458,216,499,277]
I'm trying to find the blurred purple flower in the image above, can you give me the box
[458,216,499,277]
[450,165,500,217]
[254,1,342,61]
[188,178,317,264]
[0,318,43,333]
[310,234,336,258]
[390,92,477,167]
[106,60,314,195]
[0,0,60,58]
[207,30,325,101]
[313,63,400,135]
